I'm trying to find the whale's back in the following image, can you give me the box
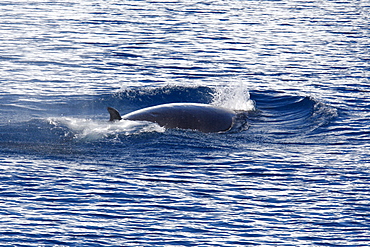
[121,103,236,133]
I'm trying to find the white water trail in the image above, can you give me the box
[48,117,164,141]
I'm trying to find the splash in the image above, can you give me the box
[210,83,255,111]
[48,117,164,141]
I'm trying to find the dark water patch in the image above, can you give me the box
[108,85,214,110]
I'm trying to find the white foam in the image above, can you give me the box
[210,83,255,111]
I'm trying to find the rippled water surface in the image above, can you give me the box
[0,0,369,246]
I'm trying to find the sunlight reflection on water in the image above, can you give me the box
[0,0,369,246]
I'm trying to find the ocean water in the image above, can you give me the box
[0,0,369,246]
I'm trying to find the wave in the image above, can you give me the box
[247,90,338,143]
[0,86,337,156]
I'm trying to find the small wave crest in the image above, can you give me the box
[48,117,164,141]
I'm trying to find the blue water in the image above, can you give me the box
[1,0,369,246]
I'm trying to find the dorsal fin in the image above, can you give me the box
[107,107,122,121]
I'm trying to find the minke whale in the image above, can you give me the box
[107,103,236,133]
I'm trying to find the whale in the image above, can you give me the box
[107,103,236,133]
